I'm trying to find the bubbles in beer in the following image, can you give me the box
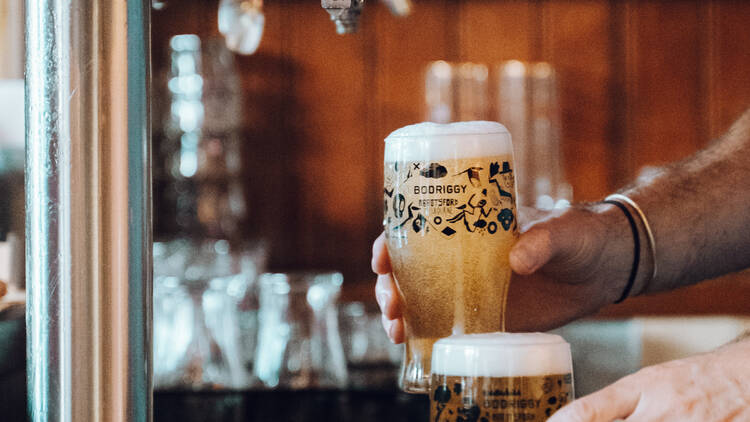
[383,122,518,393]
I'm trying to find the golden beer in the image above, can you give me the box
[383,122,518,393]
[430,333,574,421]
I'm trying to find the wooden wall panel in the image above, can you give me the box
[233,3,295,267]
[152,0,750,315]
[541,1,613,201]
[284,4,373,276]
[372,1,459,134]
[624,1,705,173]
[458,1,535,62]
[458,1,535,127]
[707,1,750,138]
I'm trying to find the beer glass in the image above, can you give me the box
[253,272,348,389]
[383,121,518,393]
[430,333,574,421]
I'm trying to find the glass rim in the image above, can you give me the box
[384,121,510,141]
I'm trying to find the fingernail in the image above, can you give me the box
[510,243,538,274]
[386,319,396,341]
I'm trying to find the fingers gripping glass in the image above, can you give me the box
[383,122,518,393]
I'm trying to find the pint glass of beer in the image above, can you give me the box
[430,333,574,421]
[383,122,518,393]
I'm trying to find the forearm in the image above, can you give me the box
[617,108,750,294]
[507,111,750,320]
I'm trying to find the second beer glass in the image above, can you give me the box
[383,121,518,393]
[430,333,574,421]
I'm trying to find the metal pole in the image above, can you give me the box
[25,1,152,421]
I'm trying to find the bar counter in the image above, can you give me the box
[154,390,429,422]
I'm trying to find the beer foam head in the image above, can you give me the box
[384,121,512,162]
[431,332,572,377]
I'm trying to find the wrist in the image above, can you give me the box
[588,202,653,303]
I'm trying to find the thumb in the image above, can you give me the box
[510,208,590,276]
[510,225,555,275]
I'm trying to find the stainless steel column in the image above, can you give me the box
[25,1,152,421]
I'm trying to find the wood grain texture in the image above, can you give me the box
[458,0,535,62]
[540,1,613,200]
[151,0,750,316]
[373,0,459,135]
[623,1,705,173]
[459,1,534,126]
[281,3,374,277]
[234,3,297,267]
[706,1,750,139]
[598,271,750,317]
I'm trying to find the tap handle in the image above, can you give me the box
[322,0,352,7]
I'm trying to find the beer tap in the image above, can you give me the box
[321,0,413,35]
[321,0,364,35]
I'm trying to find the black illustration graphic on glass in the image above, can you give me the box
[446,193,494,233]
[489,161,514,201]
[393,193,406,218]
[383,188,394,224]
[433,385,451,422]
[413,214,428,233]
[456,167,483,187]
[393,202,420,230]
[457,403,480,422]
[387,160,518,236]
[498,208,514,231]
[421,163,448,179]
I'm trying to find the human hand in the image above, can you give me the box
[372,204,637,342]
[549,338,750,421]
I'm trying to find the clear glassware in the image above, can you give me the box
[430,333,574,421]
[194,38,246,239]
[153,240,258,390]
[339,302,370,365]
[424,60,572,209]
[158,35,247,241]
[424,61,489,123]
[253,272,347,389]
[218,0,265,55]
[497,60,571,209]
[384,122,517,393]
[456,62,489,122]
[425,61,454,123]
[339,302,404,390]
[381,0,412,16]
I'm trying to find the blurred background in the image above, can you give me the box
[150,0,750,315]
[2,1,750,421]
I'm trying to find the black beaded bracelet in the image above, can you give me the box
[603,200,640,304]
